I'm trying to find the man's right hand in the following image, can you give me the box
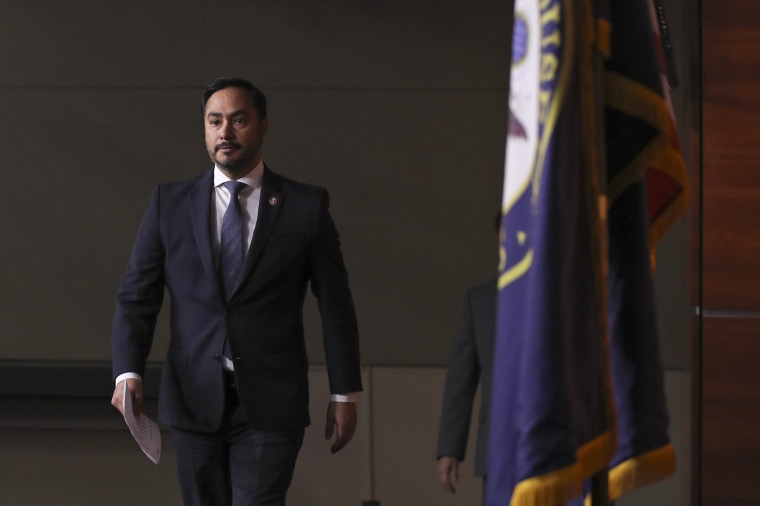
[111,378,143,417]
[437,456,460,494]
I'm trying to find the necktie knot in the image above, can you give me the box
[223,180,247,200]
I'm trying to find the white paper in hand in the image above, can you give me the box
[122,380,161,464]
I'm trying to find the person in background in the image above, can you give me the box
[436,213,500,499]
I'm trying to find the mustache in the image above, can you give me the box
[215,142,241,152]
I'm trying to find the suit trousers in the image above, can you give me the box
[170,372,305,506]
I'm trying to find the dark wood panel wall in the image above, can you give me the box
[702,1,760,504]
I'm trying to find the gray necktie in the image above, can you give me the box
[220,181,246,362]
[220,181,247,300]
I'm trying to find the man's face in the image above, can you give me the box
[204,87,268,178]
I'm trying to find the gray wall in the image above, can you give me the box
[0,0,509,367]
[0,0,694,504]
[0,367,689,505]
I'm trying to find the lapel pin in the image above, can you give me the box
[268,196,280,206]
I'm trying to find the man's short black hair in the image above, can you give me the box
[201,77,267,120]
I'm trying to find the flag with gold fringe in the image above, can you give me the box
[485,0,616,504]
[601,0,684,501]
[605,1,688,248]
[486,0,687,503]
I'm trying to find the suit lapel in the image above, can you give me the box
[241,166,283,282]
[189,171,225,300]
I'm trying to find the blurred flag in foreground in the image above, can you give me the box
[603,0,684,500]
[486,0,615,504]
[486,0,686,503]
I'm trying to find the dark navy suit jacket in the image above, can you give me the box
[111,167,362,432]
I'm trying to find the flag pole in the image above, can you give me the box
[590,463,611,505]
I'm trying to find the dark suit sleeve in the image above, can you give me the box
[437,290,481,460]
[308,189,362,395]
[111,187,166,379]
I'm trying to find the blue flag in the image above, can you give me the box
[486,0,616,504]
[487,0,685,504]
[603,0,682,499]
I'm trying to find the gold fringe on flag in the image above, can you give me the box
[511,432,616,506]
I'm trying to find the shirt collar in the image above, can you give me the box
[213,159,264,189]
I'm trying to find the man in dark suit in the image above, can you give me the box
[436,215,501,498]
[436,279,496,496]
[110,77,362,505]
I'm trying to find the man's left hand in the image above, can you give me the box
[325,400,357,454]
